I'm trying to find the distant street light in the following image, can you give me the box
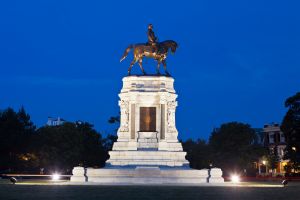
[292,147,296,151]
[262,160,267,165]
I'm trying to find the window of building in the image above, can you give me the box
[269,133,274,144]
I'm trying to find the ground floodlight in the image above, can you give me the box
[231,175,240,183]
[52,173,60,181]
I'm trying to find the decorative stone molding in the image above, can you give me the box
[167,100,177,133]
[118,100,129,132]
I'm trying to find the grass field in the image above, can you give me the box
[0,179,299,200]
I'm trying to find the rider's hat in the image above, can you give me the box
[148,24,153,29]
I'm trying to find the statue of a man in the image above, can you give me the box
[147,24,158,45]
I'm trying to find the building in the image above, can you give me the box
[254,128,265,145]
[261,123,288,175]
[46,117,66,126]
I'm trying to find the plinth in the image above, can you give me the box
[71,75,224,184]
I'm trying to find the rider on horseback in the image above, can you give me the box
[147,24,159,53]
[147,24,158,45]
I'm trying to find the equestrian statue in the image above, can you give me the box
[120,24,178,76]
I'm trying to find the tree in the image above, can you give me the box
[268,145,280,174]
[182,139,212,169]
[281,92,300,171]
[104,115,119,152]
[209,122,266,175]
[103,134,117,152]
[36,122,106,173]
[0,107,36,172]
[108,116,120,124]
[108,115,120,134]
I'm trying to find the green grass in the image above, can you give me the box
[0,181,299,200]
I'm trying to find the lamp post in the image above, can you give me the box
[259,160,268,175]
[263,160,268,175]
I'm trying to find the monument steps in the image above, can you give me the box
[71,166,224,184]
[107,150,189,166]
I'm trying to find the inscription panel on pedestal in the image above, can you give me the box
[140,107,156,132]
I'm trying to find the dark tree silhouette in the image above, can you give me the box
[209,122,266,175]
[268,145,280,174]
[182,139,212,169]
[36,122,106,173]
[281,92,300,171]
[0,107,36,172]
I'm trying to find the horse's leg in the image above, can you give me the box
[128,58,137,75]
[138,58,146,75]
[162,60,170,76]
[156,60,161,75]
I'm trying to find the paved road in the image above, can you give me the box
[0,179,299,200]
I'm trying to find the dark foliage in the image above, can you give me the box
[281,92,300,171]
[182,139,212,169]
[268,145,280,171]
[0,107,36,172]
[0,107,111,174]
[208,122,266,175]
[35,122,107,173]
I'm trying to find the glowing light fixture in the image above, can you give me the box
[52,173,60,181]
[231,175,240,183]
[292,147,296,151]
[262,160,267,165]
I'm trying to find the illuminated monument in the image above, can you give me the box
[70,25,224,184]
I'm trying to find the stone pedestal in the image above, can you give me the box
[208,168,225,183]
[106,76,188,167]
[85,166,209,184]
[70,75,224,185]
[70,167,87,182]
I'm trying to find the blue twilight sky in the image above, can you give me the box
[0,1,299,140]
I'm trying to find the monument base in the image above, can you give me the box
[70,166,224,185]
[107,150,189,166]
[69,75,224,185]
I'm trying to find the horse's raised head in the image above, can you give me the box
[170,40,178,54]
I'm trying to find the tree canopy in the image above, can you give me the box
[0,107,111,174]
[182,139,212,169]
[0,107,36,172]
[281,92,300,171]
[208,122,266,175]
[36,122,107,173]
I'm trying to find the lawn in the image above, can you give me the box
[0,179,299,200]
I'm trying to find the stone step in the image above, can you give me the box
[138,132,158,139]
[107,150,189,166]
[137,142,158,148]
[137,138,158,143]
[108,160,187,166]
[70,166,225,184]
[109,150,187,156]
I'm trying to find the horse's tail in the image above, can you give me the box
[120,45,134,62]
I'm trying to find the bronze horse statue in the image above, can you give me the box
[120,40,178,76]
